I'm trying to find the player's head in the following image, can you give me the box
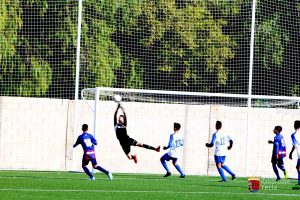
[216,121,222,130]
[174,122,181,131]
[82,124,88,132]
[294,120,300,130]
[118,115,125,124]
[273,126,282,134]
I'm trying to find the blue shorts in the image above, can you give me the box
[82,154,97,166]
[161,153,178,163]
[214,155,226,165]
[297,159,300,168]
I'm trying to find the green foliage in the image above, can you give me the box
[255,14,289,69]
[0,0,299,98]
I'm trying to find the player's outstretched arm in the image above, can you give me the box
[289,145,295,160]
[227,140,233,150]
[114,104,121,125]
[163,135,174,150]
[120,105,127,126]
[205,143,213,148]
[206,134,216,148]
[73,137,80,148]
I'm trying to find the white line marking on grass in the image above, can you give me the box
[0,189,299,197]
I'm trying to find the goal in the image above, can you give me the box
[79,87,300,177]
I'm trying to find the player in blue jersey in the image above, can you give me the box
[160,122,185,178]
[73,124,113,181]
[268,126,288,181]
[114,104,160,163]
[205,121,236,182]
[289,120,300,190]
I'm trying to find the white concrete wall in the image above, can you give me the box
[0,97,69,170]
[0,96,300,179]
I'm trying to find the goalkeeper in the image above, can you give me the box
[114,104,160,163]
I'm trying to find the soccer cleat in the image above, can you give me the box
[232,175,236,181]
[133,154,138,164]
[276,178,281,182]
[179,175,185,178]
[163,172,171,177]
[155,146,161,152]
[89,176,95,181]
[107,172,113,181]
[292,184,300,190]
[284,171,289,179]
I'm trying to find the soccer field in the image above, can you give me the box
[0,171,299,200]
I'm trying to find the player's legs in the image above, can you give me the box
[160,153,171,177]
[91,158,108,174]
[221,163,235,178]
[293,160,300,189]
[120,141,137,163]
[135,141,160,152]
[171,159,185,177]
[297,160,300,185]
[214,155,226,182]
[92,164,113,181]
[82,156,94,179]
[277,158,288,178]
[271,156,281,180]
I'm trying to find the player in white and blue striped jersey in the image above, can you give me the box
[206,121,236,182]
[160,122,185,178]
[289,120,300,190]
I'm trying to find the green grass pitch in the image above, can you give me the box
[0,171,299,200]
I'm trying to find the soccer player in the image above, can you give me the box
[205,121,236,182]
[289,120,300,190]
[268,126,288,181]
[73,124,113,181]
[114,104,160,163]
[160,122,185,178]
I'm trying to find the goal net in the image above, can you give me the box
[79,87,300,177]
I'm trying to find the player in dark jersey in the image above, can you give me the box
[268,126,288,181]
[73,124,113,180]
[114,104,160,163]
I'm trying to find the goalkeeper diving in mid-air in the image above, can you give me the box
[114,103,160,163]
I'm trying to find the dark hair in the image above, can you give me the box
[82,124,88,132]
[294,120,300,129]
[174,122,181,131]
[274,126,282,133]
[216,121,222,130]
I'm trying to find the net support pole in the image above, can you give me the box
[245,0,257,177]
[92,88,100,174]
[72,0,83,171]
[93,88,100,138]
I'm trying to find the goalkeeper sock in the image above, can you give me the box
[83,166,93,178]
[142,144,155,150]
[96,166,109,174]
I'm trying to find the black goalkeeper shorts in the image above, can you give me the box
[119,137,138,155]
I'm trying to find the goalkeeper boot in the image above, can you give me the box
[133,154,138,164]
[155,146,161,152]
[89,176,95,181]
